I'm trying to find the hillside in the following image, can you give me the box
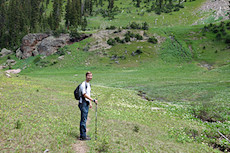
[0,0,230,152]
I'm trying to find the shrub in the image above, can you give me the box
[133,125,140,133]
[107,38,116,46]
[124,31,135,38]
[148,36,158,44]
[216,33,221,39]
[70,29,80,40]
[33,56,41,64]
[124,35,131,42]
[174,7,180,12]
[142,22,149,30]
[130,22,141,29]
[106,25,116,30]
[114,37,121,43]
[135,34,143,40]
[56,48,66,56]
[225,36,230,44]
[131,49,142,56]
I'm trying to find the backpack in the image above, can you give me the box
[74,82,90,100]
[74,84,82,100]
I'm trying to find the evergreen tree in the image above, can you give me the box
[65,0,71,28]
[136,0,141,8]
[51,0,63,30]
[108,0,114,10]
[0,0,7,48]
[31,0,41,31]
[81,16,87,31]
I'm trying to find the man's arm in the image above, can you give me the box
[83,94,98,104]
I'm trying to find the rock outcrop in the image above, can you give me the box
[17,33,70,59]
[37,34,70,56]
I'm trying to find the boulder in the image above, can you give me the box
[5,69,21,74]
[20,33,49,59]
[19,33,71,59]
[58,55,65,60]
[0,48,12,57]
[37,34,70,56]
[6,59,16,66]
[18,33,91,59]
[16,48,23,59]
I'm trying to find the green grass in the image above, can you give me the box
[86,0,207,30]
[0,73,80,152]
[0,72,225,152]
[1,0,230,152]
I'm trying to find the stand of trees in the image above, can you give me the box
[0,0,87,50]
[0,0,196,50]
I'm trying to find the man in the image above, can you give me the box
[79,71,98,141]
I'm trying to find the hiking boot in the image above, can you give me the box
[80,135,90,139]
[80,137,91,141]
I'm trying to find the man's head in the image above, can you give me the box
[86,71,93,82]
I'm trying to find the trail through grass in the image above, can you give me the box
[0,72,222,152]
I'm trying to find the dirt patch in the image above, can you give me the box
[72,116,91,153]
[72,141,88,153]
[87,29,164,52]
[192,0,229,25]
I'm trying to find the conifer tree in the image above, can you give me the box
[31,0,41,31]
[0,0,7,48]
[136,0,141,7]
[65,0,71,28]
[108,0,114,10]
[51,0,63,30]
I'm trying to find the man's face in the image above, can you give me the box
[86,73,93,82]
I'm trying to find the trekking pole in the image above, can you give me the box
[95,102,97,140]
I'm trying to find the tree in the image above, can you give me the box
[136,0,141,7]
[108,0,114,11]
[65,0,71,28]
[51,0,63,30]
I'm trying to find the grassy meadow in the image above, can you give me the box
[1,0,230,152]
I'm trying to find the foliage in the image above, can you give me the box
[148,36,158,44]
[106,25,116,30]
[107,38,116,46]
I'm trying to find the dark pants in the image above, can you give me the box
[78,99,89,138]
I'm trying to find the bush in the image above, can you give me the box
[124,31,135,38]
[56,48,66,56]
[70,29,80,40]
[216,33,221,39]
[114,37,121,43]
[225,36,230,44]
[174,7,180,12]
[135,34,143,40]
[33,56,41,64]
[148,36,158,44]
[124,35,131,42]
[142,22,149,30]
[106,25,116,30]
[130,22,141,29]
[107,38,116,46]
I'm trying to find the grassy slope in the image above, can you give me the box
[0,72,220,153]
[1,0,230,152]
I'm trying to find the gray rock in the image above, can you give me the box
[20,33,49,59]
[37,35,69,56]
[6,59,16,66]
[16,48,23,59]
[0,48,12,57]
[58,55,65,60]
[32,49,39,56]
[5,69,21,74]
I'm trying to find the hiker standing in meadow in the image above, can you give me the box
[78,71,98,141]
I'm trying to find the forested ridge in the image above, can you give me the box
[0,0,195,50]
